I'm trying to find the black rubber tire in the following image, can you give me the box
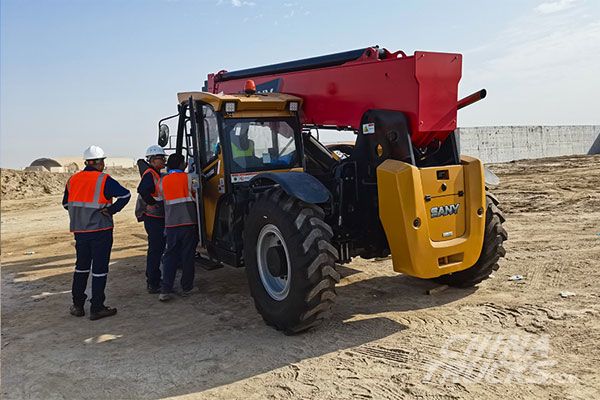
[433,192,508,288]
[244,188,339,334]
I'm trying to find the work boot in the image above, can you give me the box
[90,306,117,321]
[179,287,196,298]
[158,293,172,302]
[147,284,160,294]
[70,304,85,317]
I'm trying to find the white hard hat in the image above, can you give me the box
[145,145,167,158]
[83,145,106,160]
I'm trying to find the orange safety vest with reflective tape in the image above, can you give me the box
[143,168,164,218]
[67,170,113,233]
[160,171,197,228]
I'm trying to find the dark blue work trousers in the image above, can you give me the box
[161,225,199,294]
[144,217,166,289]
[72,229,113,312]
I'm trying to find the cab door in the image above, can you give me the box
[197,104,224,240]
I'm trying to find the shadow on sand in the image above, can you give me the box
[1,251,476,399]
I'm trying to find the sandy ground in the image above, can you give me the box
[1,155,599,399]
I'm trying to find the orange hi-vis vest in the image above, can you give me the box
[143,168,164,218]
[67,170,113,233]
[160,171,198,228]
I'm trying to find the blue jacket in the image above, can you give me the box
[137,169,161,206]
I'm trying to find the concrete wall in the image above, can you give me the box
[457,125,600,163]
[23,165,69,173]
[48,166,67,173]
[53,157,135,170]
[24,157,135,172]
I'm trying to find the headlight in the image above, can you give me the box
[225,102,236,113]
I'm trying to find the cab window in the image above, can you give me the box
[201,105,220,165]
[224,118,299,173]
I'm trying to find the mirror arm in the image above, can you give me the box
[175,104,186,155]
[157,112,179,147]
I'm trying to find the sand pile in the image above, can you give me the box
[1,168,140,200]
[1,169,71,200]
[488,154,600,214]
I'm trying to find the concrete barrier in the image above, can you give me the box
[457,125,600,163]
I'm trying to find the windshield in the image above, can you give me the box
[224,118,299,173]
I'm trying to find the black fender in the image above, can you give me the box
[249,172,331,204]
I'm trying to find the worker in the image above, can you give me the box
[231,124,255,158]
[62,145,131,320]
[158,153,199,301]
[136,145,167,293]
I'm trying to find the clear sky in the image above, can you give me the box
[1,0,599,168]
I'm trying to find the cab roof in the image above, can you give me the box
[177,91,302,115]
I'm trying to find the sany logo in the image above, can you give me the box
[256,78,282,94]
[431,204,460,218]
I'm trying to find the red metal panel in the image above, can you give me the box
[414,51,462,146]
[208,49,462,148]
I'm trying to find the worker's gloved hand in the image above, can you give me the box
[148,200,164,210]
[100,208,113,217]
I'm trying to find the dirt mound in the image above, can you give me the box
[1,168,140,200]
[1,169,70,200]
[488,154,600,214]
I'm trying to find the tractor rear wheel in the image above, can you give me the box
[244,188,339,334]
[433,192,507,288]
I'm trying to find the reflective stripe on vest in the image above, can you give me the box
[142,168,164,218]
[67,171,113,233]
[159,172,197,228]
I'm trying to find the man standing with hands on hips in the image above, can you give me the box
[62,145,130,320]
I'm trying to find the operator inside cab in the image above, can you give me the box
[227,121,298,172]
[230,124,255,167]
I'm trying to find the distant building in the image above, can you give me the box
[27,158,66,172]
[25,157,134,172]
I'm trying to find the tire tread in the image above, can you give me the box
[244,188,338,334]
[433,192,508,288]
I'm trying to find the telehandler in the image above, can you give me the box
[156,46,507,334]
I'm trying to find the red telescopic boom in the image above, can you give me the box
[206,46,484,148]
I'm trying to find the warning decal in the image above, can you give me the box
[362,123,375,135]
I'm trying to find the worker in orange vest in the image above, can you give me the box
[158,153,199,301]
[62,145,131,320]
[135,145,167,293]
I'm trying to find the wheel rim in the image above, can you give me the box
[257,224,291,301]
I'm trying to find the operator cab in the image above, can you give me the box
[157,87,305,267]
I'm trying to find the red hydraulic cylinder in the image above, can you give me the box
[457,89,487,110]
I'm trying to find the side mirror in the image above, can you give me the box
[158,124,169,147]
